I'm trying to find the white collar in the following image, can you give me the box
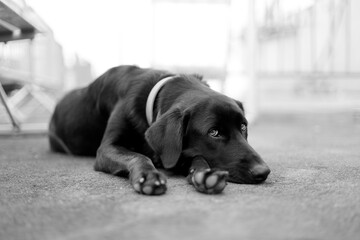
[146,76,176,125]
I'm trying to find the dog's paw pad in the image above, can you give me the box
[132,171,167,195]
[205,174,218,188]
[191,169,228,194]
[142,185,153,195]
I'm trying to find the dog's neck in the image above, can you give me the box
[146,76,177,125]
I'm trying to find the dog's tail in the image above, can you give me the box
[48,122,73,155]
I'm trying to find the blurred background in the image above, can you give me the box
[1,0,359,133]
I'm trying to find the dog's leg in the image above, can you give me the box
[187,157,228,194]
[94,104,167,195]
[95,146,167,195]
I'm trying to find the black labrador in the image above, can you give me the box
[49,65,270,195]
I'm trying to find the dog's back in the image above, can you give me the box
[49,65,168,156]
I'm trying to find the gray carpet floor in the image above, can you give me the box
[1,113,359,240]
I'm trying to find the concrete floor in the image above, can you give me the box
[1,113,360,240]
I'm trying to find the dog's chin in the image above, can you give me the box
[227,174,267,184]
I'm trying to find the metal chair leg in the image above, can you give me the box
[0,83,20,132]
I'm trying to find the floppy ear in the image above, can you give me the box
[190,74,209,87]
[191,73,203,81]
[234,100,245,114]
[145,107,185,169]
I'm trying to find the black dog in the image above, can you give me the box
[49,65,270,195]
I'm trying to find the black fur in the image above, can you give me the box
[49,65,270,195]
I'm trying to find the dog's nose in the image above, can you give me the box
[250,165,270,182]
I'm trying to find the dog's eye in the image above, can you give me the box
[208,128,221,138]
[241,124,247,133]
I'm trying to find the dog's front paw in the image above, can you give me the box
[131,170,167,195]
[189,169,229,194]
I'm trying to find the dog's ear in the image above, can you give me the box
[235,100,245,114]
[191,74,203,81]
[190,74,209,87]
[145,107,186,169]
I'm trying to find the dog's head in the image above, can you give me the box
[145,91,270,184]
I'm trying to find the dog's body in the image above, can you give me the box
[49,65,270,195]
